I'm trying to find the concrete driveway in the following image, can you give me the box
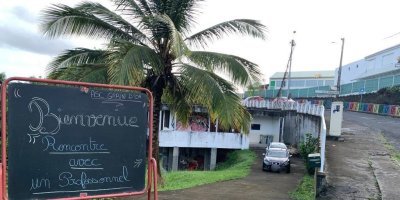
[127,149,305,200]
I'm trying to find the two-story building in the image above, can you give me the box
[334,44,400,95]
[158,100,325,173]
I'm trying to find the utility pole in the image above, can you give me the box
[287,38,296,98]
[276,31,296,98]
[336,38,345,98]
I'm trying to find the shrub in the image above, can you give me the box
[299,133,319,174]
[299,133,319,159]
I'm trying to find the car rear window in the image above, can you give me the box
[267,150,287,158]
[270,144,286,149]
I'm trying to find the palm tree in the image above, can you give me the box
[41,0,266,176]
[0,72,5,83]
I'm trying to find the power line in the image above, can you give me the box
[383,32,400,40]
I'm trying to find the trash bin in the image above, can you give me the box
[308,153,321,169]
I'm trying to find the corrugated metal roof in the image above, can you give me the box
[270,70,335,79]
[365,43,400,59]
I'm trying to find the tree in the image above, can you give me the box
[40,0,266,176]
[0,72,5,83]
[247,81,262,97]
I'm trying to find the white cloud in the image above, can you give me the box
[1,0,400,82]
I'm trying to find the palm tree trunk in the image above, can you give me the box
[152,89,163,181]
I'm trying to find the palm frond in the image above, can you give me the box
[152,14,189,58]
[162,76,192,125]
[165,0,202,33]
[137,0,154,15]
[75,2,150,45]
[47,48,107,73]
[187,51,261,86]
[185,19,267,48]
[107,39,163,86]
[113,0,145,18]
[48,64,108,84]
[41,4,138,42]
[175,63,251,133]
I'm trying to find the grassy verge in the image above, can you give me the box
[379,134,400,165]
[159,149,255,191]
[289,175,315,200]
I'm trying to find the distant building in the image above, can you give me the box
[246,70,335,98]
[335,43,400,95]
[269,70,335,90]
[337,44,400,85]
[246,43,400,98]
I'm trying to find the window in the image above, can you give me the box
[162,110,170,129]
[325,80,334,86]
[275,81,282,87]
[251,124,261,130]
[270,81,276,87]
[305,80,318,87]
[382,53,394,68]
[289,80,305,87]
[366,59,375,71]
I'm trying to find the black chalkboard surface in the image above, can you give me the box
[7,83,148,199]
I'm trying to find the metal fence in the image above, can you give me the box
[243,99,325,117]
[340,74,400,95]
[245,85,331,98]
[245,74,400,98]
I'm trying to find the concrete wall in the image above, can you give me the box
[159,130,249,149]
[249,115,280,144]
[283,111,321,146]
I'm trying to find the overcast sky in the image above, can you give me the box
[1,0,400,84]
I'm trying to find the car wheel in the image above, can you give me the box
[286,165,291,173]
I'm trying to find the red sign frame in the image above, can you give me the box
[0,77,158,200]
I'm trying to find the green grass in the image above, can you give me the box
[289,175,315,200]
[159,149,256,191]
[379,134,400,165]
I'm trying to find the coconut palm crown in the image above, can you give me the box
[40,0,266,172]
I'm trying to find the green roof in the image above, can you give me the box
[270,70,335,79]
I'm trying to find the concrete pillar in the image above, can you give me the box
[315,170,327,198]
[204,149,210,170]
[210,148,217,170]
[170,147,179,171]
[203,148,218,170]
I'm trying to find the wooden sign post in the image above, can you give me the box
[1,77,158,200]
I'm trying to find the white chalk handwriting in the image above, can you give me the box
[58,166,130,189]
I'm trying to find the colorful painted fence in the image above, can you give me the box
[343,102,400,117]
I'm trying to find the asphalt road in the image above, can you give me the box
[320,111,400,199]
[343,111,400,150]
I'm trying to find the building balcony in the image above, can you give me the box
[159,130,249,149]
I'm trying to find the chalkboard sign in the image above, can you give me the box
[7,83,148,199]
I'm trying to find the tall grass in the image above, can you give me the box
[160,150,255,191]
[289,175,315,200]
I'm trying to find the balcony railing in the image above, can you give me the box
[242,100,324,117]
[159,130,249,149]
